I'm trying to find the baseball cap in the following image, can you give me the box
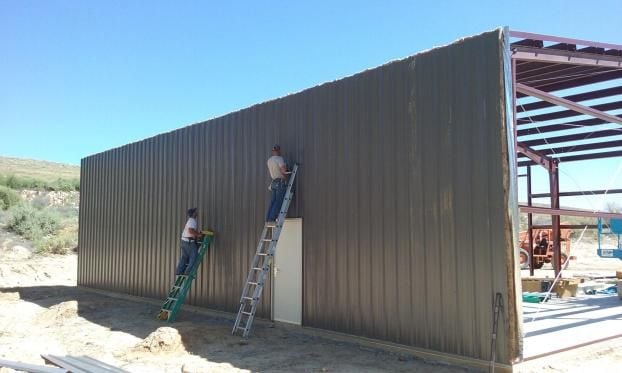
[272,144,281,151]
[187,207,197,217]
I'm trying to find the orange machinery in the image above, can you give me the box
[518,228,573,269]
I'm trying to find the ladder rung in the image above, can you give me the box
[261,238,275,242]
[242,296,254,301]
[256,253,270,256]
[236,326,247,331]
[248,282,261,286]
[242,311,252,316]
[252,267,266,271]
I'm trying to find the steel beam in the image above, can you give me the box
[520,129,621,147]
[516,116,618,136]
[527,69,622,94]
[516,101,622,125]
[512,48,622,68]
[531,188,622,198]
[518,65,600,86]
[516,83,622,126]
[532,224,599,229]
[510,31,622,51]
[516,142,555,171]
[517,86,622,112]
[518,205,622,219]
[517,140,622,158]
[518,149,622,166]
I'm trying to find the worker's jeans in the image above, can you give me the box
[266,179,287,222]
[175,240,198,275]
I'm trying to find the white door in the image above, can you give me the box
[272,218,302,325]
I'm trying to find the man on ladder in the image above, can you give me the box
[232,145,299,337]
[266,144,288,224]
[159,208,213,322]
[176,207,202,276]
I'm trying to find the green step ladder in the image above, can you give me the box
[158,230,214,322]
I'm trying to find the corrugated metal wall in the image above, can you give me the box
[79,29,519,363]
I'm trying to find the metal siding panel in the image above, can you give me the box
[78,29,517,363]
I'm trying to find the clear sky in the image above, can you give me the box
[1,1,621,209]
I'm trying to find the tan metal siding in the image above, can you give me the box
[79,29,518,363]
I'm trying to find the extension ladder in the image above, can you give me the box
[158,230,214,322]
[232,163,299,337]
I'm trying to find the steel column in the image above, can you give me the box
[549,161,561,275]
[527,166,534,276]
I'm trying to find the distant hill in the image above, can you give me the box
[0,156,79,181]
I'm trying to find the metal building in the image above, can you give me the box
[79,28,520,367]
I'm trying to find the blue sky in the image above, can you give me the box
[1,1,621,210]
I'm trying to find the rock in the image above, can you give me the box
[134,327,185,353]
[5,245,32,260]
[36,301,78,325]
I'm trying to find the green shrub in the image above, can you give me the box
[31,194,50,210]
[0,185,21,210]
[35,233,78,255]
[6,204,60,241]
[0,174,80,191]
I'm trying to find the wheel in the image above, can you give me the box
[519,249,529,269]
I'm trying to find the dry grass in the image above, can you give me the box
[0,156,79,182]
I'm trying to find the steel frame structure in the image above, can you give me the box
[510,31,622,276]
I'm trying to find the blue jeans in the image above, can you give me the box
[266,179,287,222]
[175,240,199,275]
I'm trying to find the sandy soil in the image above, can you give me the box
[0,247,471,373]
[514,338,622,373]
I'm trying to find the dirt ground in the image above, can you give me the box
[0,246,473,373]
[2,235,622,372]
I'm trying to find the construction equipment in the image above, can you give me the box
[158,230,214,322]
[518,228,573,269]
[597,218,622,260]
[232,164,299,338]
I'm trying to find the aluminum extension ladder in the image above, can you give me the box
[232,163,299,337]
[158,230,214,322]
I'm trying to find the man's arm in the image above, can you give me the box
[188,227,202,238]
[278,159,288,178]
[188,219,201,238]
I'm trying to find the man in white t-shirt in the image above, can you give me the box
[175,207,202,276]
[266,144,288,223]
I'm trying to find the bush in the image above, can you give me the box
[0,174,80,191]
[47,178,80,192]
[6,204,60,241]
[35,233,78,255]
[0,185,21,210]
[31,194,50,210]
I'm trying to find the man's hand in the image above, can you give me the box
[189,228,202,239]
